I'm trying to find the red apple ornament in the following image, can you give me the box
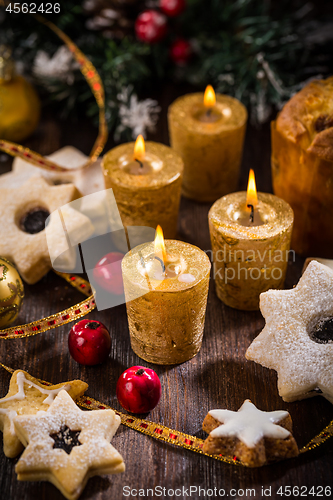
[116,366,161,413]
[93,252,124,296]
[68,319,111,365]
[170,38,192,65]
[160,0,186,17]
[135,10,168,43]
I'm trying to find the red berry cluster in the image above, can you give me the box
[135,0,192,65]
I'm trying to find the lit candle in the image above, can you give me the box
[208,170,294,310]
[237,169,264,227]
[102,136,184,239]
[168,85,247,202]
[121,226,211,364]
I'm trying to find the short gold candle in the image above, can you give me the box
[122,240,211,364]
[102,141,183,238]
[209,192,294,311]
[168,90,247,202]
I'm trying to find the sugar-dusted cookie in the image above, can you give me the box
[0,146,104,195]
[0,370,88,458]
[202,400,299,467]
[246,260,333,403]
[14,390,125,500]
[0,177,94,283]
[302,257,333,274]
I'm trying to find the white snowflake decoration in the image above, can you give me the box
[114,86,161,140]
[33,46,79,85]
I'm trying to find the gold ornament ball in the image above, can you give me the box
[0,257,24,328]
[0,45,40,142]
[0,75,41,142]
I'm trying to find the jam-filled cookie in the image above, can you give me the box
[0,177,94,283]
[246,261,333,403]
[0,370,88,458]
[14,390,125,500]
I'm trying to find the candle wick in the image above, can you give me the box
[154,256,165,273]
[206,107,213,118]
[247,204,254,224]
[135,158,143,169]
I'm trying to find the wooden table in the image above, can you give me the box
[0,87,332,500]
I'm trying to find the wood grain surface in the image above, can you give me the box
[0,85,332,500]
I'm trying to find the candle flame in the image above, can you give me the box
[246,169,258,209]
[154,225,167,264]
[204,85,216,108]
[134,134,145,161]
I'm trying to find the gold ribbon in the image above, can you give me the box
[0,362,332,466]
[0,272,95,339]
[1,273,332,462]
[0,4,107,171]
[0,10,105,337]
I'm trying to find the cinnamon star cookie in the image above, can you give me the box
[203,400,298,467]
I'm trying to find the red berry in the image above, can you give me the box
[135,10,168,43]
[68,319,111,366]
[116,366,161,413]
[170,38,192,65]
[160,0,186,17]
[93,252,124,296]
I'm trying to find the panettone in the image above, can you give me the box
[271,76,333,257]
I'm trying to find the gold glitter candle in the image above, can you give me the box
[168,86,247,202]
[208,170,294,311]
[102,137,183,239]
[122,228,211,364]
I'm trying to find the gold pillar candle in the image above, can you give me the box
[102,138,183,239]
[168,86,247,202]
[208,171,294,311]
[122,232,211,364]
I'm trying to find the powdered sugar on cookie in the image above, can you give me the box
[14,390,125,500]
[0,370,88,458]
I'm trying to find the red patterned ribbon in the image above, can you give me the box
[0,362,332,466]
[0,272,95,339]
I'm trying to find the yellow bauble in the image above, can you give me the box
[0,257,24,328]
[0,46,40,142]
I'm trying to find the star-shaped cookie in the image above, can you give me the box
[14,390,125,500]
[246,260,333,403]
[0,176,93,283]
[303,257,333,273]
[202,400,298,467]
[0,146,104,195]
[0,370,88,458]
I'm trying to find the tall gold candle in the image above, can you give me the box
[102,137,183,238]
[208,170,294,311]
[122,227,211,364]
[168,86,247,202]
